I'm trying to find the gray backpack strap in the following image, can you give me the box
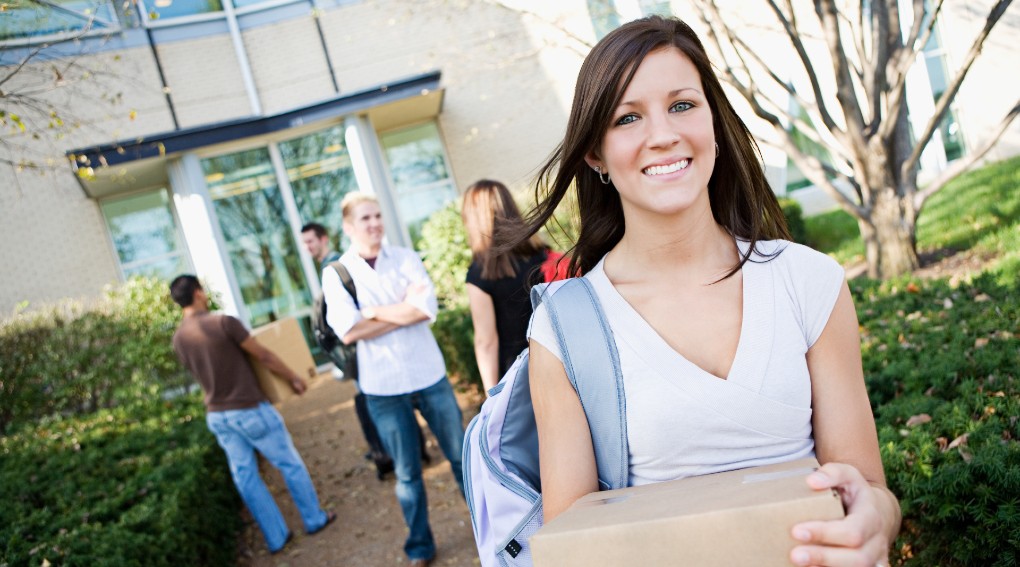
[534,278,629,491]
[329,260,359,309]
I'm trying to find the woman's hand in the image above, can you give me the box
[790,462,898,567]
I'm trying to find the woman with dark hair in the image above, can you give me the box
[506,15,900,567]
[463,179,564,392]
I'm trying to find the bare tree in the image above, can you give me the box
[693,0,1018,278]
[1,14,131,190]
[477,0,1016,278]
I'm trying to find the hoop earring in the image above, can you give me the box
[595,166,611,185]
[715,143,720,159]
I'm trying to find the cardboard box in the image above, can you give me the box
[248,317,319,405]
[531,458,844,567]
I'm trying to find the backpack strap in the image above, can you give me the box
[328,260,359,309]
[532,278,629,491]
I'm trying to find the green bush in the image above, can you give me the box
[432,305,482,391]
[419,201,473,310]
[0,277,191,434]
[0,394,241,566]
[853,271,1020,565]
[778,197,807,244]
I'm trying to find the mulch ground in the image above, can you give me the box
[235,376,485,567]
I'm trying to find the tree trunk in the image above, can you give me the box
[860,192,919,279]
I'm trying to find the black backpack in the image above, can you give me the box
[311,261,359,380]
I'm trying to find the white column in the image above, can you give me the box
[168,153,248,322]
[268,142,321,295]
[344,114,411,248]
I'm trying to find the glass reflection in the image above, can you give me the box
[101,189,189,280]
[380,122,457,247]
[202,148,311,327]
[279,125,359,259]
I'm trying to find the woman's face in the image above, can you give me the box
[587,46,716,221]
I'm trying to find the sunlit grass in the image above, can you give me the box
[804,155,1020,274]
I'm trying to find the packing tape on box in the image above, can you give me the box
[742,466,817,484]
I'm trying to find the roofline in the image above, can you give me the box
[68,70,442,168]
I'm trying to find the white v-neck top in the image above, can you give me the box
[528,240,845,486]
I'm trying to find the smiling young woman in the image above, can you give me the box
[497,15,901,567]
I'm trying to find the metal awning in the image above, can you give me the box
[70,71,443,199]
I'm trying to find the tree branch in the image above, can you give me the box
[880,0,945,142]
[814,0,867,147]
[755,0,841,134]
[901,0,1013,179]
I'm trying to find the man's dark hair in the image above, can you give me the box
[301,222,328,238]
[170,275,202,307]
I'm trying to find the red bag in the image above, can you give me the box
[541,250,570,282]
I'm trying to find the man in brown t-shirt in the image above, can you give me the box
[170,275,335,554]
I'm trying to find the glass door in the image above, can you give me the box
[278,125,361,365]
[279,124,360,258]
[202,148,313,329]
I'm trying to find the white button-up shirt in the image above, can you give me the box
[322,245,446,396]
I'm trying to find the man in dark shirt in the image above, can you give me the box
[170,275,335,554]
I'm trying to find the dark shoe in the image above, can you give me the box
[308,511,337,535]
[375,457,395,481]
[269,532,293,554]
[421,451,432,466]
[408,557,433,567]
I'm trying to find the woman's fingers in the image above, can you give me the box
[789,463,889,566]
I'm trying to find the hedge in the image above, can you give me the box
[0,395,241,566]
[0,277,190,434]
[854,272,1020,566]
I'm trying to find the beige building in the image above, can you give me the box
[2,0,1017,349]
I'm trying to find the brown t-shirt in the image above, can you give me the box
[172,312,266,412]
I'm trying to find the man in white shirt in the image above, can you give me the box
[322,192,464,567]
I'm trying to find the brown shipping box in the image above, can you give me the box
[530,457,845,567]
[247,317,319,405]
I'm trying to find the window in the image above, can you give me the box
[100,189,191,280]
[921,2,965,162]
[140,0,222,21]
[278,124,359,255]
[587,0,622,39]
[202,147,311,327]
[1,0,120,42]
[785,103,833,192]
[638,0,671,16]
[379,121,457,248]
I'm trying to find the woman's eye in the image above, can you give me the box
[670,101,694,113]
[615,114,638,126]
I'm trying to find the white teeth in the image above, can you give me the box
[643,159,690,176]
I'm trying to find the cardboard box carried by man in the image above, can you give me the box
[530,457,844,567]
[247,317,319,405]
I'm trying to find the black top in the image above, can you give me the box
[466,251,549,376]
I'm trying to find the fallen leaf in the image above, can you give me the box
[943,298,954,309]
[906,414,932,427]
[936,437,948,451]
[974,293,991,302]
[906,282,920,293]
[974,337,990,348]
[959,448,973,463]
[948,434,969,450]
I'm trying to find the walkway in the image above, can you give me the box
[236,376,483,566]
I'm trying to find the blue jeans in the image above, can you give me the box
[365,377,465,561]
[206,402,329,552]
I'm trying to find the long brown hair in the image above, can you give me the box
[462,179,545,280]
[498,15,789,278]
